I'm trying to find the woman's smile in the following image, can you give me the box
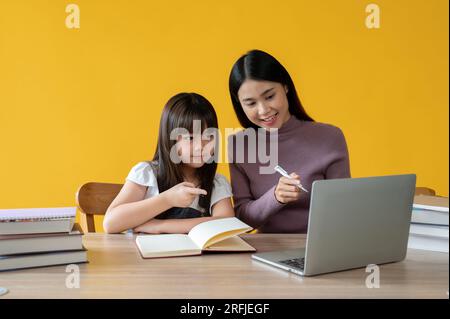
[260,112,279,126]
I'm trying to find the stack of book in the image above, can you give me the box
[0,207,88,271]
[408,195,449,253]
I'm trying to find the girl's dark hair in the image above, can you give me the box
[151,93,218,215]
[229,49,314,128]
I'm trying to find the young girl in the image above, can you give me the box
[103,93,234,234]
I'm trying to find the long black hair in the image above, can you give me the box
[151,92,218,214]
[229,49,314,128]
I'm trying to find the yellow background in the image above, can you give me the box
[0,0,448,232]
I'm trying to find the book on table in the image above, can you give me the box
[0,249,88,272]
[0,206,88,271]
[408,233,448,253]
[0,223,84,256]
[411,208,448,226]
[135,217,256,258]
[411,195,449,226]
[408,195,449,253]
[0,207,76,235]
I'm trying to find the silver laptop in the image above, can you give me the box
[252,174,416,276]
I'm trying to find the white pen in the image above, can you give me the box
[274,165,309,193]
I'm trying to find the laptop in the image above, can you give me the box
[252,174,416,276]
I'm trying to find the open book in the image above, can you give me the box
[135,217,256,258]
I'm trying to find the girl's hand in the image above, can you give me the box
[274,173,302,204]
[134,219,165,234]
[162,182,207,208]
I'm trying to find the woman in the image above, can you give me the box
[228,50,350,233]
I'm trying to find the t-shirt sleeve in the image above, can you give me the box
[125,162,157,188]
[210,174,233,207]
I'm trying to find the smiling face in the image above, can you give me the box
[237,79,291,129]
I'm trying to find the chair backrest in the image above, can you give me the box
[415,187,436,196]
[76,182,123,232]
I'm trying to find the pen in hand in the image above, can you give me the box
[274,165,309,193]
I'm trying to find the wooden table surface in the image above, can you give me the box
[0,233,448,299]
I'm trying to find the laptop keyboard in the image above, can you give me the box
[279,257,305,270]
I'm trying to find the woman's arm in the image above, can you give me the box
[103,181,172,234]
[325,128,351,179]
[134,197,235,234]
[229,162,284,229]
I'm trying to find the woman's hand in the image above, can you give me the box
[274,173,302,204]
[162,182,207,208]
[134,219,165,234]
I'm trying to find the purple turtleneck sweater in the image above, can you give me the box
[228,116,351,233]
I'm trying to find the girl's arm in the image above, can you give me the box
[134,197,235,234]
[103,181,172,234]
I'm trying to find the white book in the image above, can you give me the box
[408,234,449,253]
[409,224,449,238]
[0,207,76,235]
[135,217,256,258]
[411,209,449,226]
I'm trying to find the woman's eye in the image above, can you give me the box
[245,102,256,107]
[266,94,275,100]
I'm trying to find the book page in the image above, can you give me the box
[188,217,252,249]
[203,236,256,252]
[135,234,201,258]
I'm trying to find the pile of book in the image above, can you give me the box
[0,207,88,271]
[408,195,449,253]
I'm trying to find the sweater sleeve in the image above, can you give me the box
[229,160,285,229]
[325,127,351,179]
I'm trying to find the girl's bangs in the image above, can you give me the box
[174,105,215,133]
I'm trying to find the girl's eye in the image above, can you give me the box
[245,102,256,107]
[266,94,275,100]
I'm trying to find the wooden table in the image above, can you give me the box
[0,234,448,298]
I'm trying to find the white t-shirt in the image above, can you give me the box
[126,161,233,213]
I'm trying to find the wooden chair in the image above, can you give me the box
[76,182,123,233]
[415,187,436,196]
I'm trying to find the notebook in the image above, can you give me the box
[0,207,76,235]
[135,217,256,258]
[0,207,76,221]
